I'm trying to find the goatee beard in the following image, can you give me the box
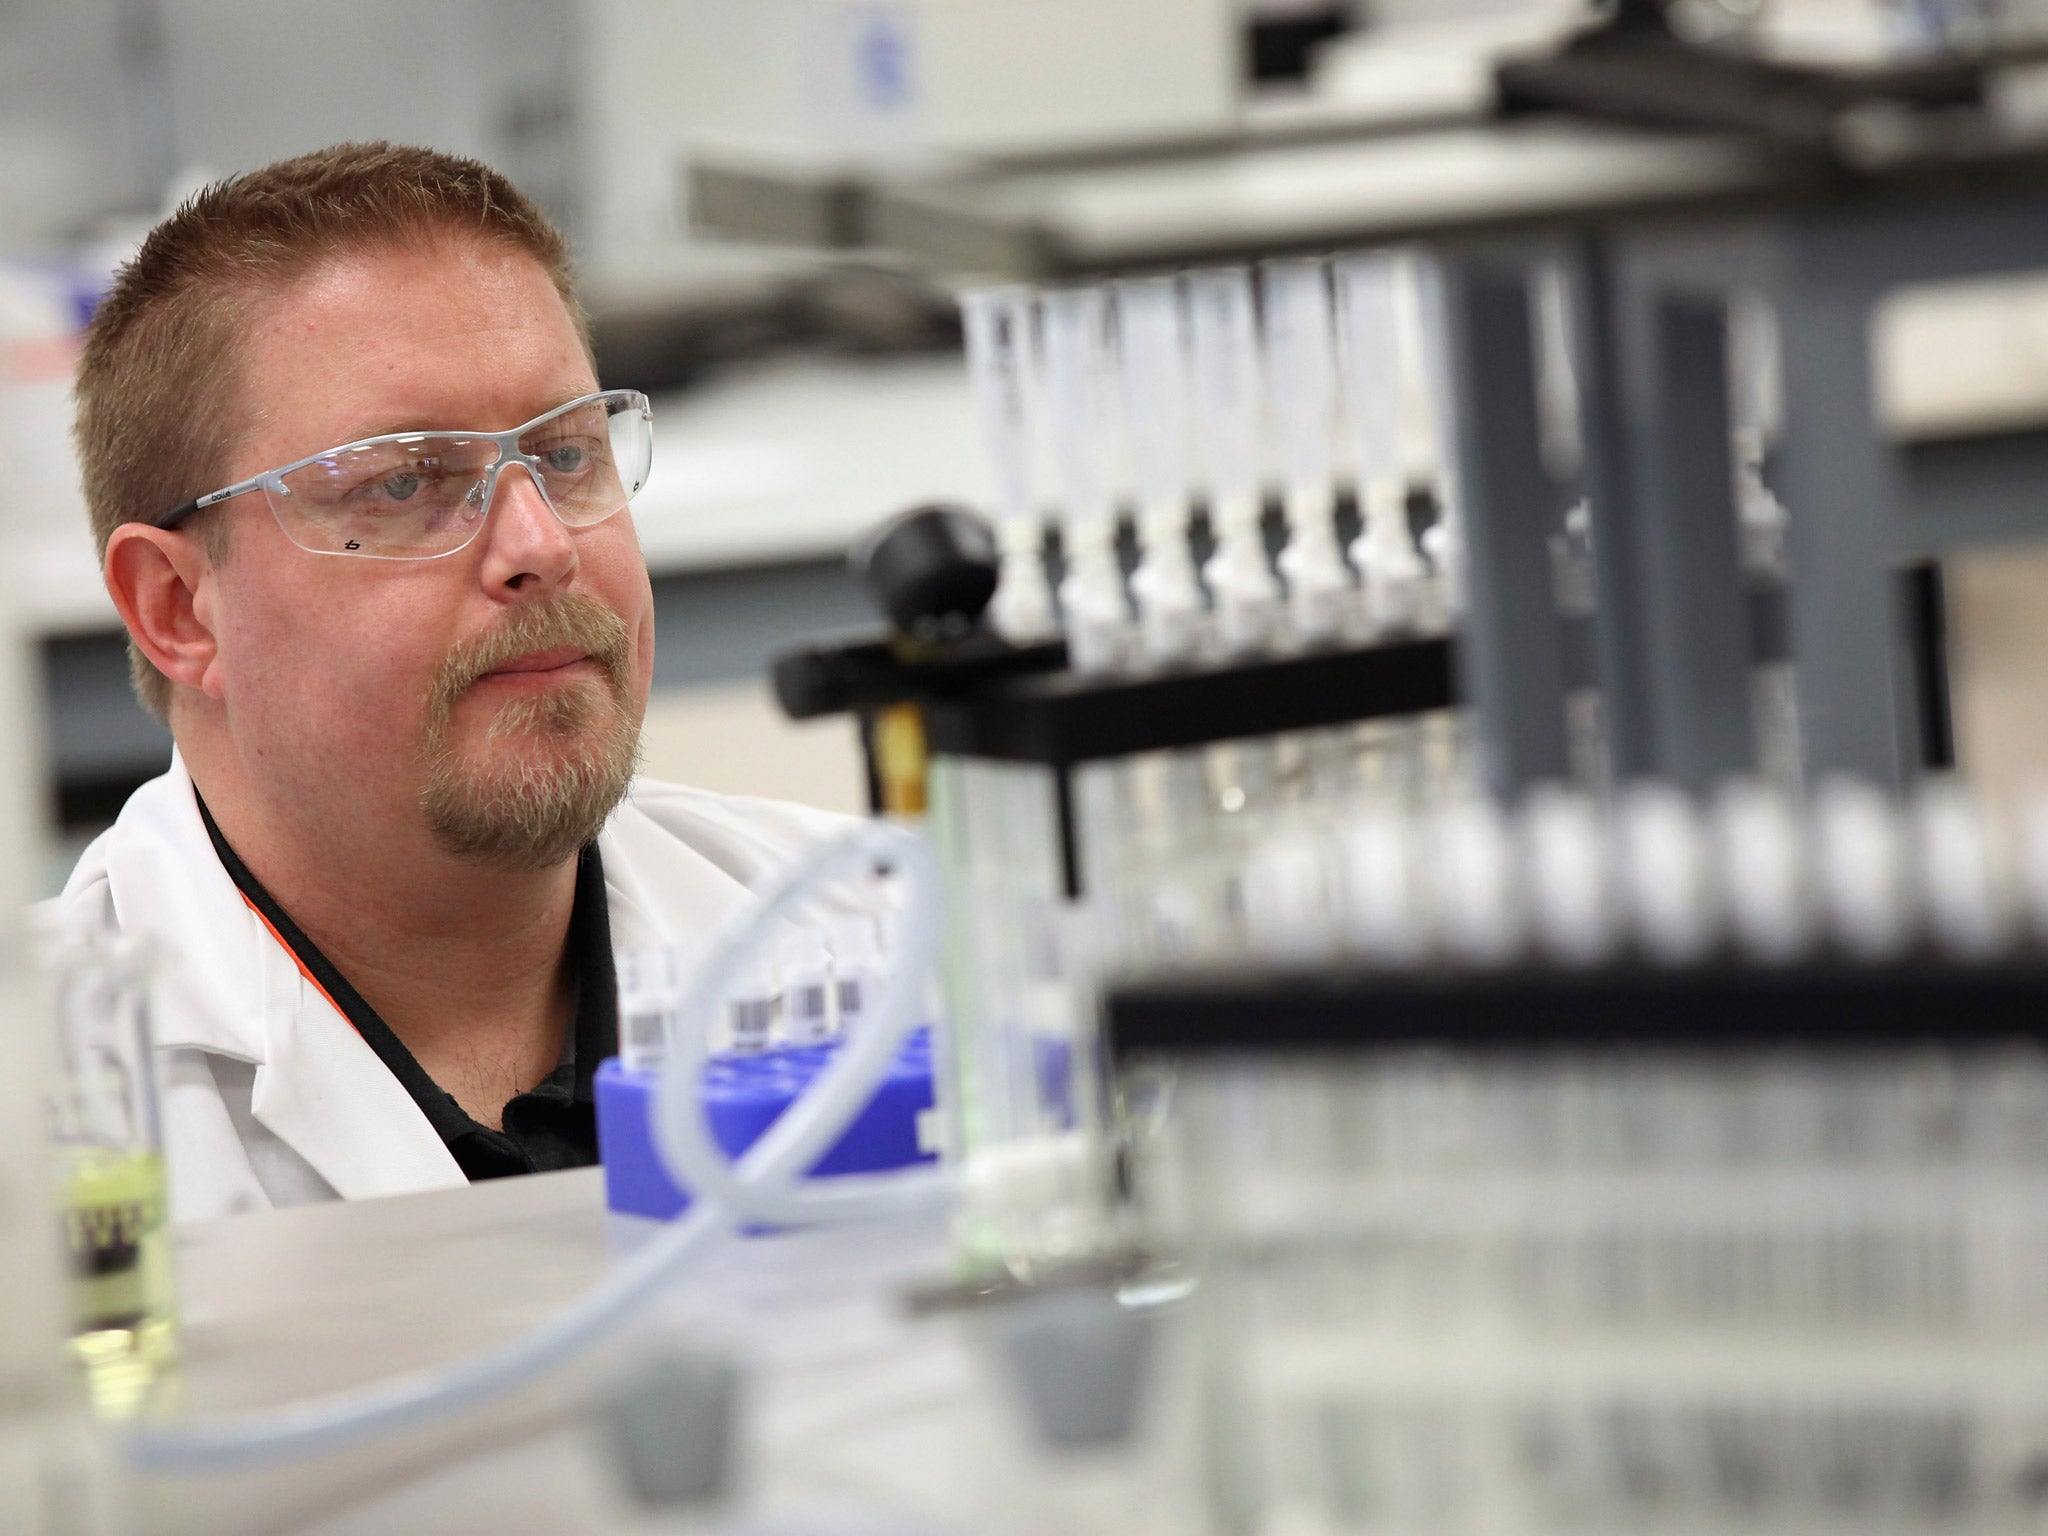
[418,594,642,873]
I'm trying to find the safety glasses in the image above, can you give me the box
[148,390,653,561]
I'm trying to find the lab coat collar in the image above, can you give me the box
[94,753,462,1199]
[597,795,753,955]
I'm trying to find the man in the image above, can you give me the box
[54,142,841,1221]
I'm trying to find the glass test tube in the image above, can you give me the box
[1114,276,1206,663]
[1337,251,1429,636]
[1263,257,1354,643]
[1041,286,1131,671]
[1408,252,1465,623]
[1189,267,1283,655]
[962,287,1058,643]
[935,755,1115,1281]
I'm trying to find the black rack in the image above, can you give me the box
[766,579,1850,899]
[773,630,1067,721]
[923,635,1455,767]
[1105,959,2048,1060]
[922,635,1457,900]
[774,582,1810,762]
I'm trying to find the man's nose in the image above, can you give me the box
[478,461,578,595]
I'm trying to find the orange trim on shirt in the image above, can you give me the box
[235,890,359,1036]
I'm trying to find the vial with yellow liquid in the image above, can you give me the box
[47,929,177,1419]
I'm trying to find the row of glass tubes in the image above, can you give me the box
[962,255,1452,672]
[1228,774,2048,972]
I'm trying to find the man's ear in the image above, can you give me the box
[105,524,222,700]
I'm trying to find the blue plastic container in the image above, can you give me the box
[595,1028,937,1222]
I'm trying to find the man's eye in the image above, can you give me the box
[542,444,588,474]
[381,472,424,501]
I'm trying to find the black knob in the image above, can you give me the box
[850,504,1000,638]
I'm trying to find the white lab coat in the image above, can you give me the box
[46,753,847,1223]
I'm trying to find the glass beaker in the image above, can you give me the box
[45,926,177,1419]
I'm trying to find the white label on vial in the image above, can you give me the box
[620,1006,667,1074]
[785,981,832,1045]
[727,997,775,1054]
[835,976,864,1032]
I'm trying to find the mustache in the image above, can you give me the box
[427,594,634,720]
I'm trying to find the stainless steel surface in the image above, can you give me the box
[143,1170,1184,1535]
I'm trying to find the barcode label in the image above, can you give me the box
[784,981,832,1044]
[619,1005,668,1073]
[727,997,775,1053]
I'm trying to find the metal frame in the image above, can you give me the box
[1434,245,1577,795]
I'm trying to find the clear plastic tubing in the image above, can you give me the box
[654,824,952,1230]
[961,287,1058,643]
[1337,251,1429,635]
[127,818,950,1473]
[1113,274,1206,664]
[1041,286,1133,672]
[1262,257,1353,644]
[1189,266,1283,655]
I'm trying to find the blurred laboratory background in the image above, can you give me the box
[11,0,2048,891]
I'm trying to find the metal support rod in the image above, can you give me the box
[1052,764,1082,902]
[1436,249,1575,796]
[1624,286,1757,790]
[1567,238,1662,783]
[1772,233,1920,789]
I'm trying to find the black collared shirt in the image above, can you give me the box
[196,794,618,1182]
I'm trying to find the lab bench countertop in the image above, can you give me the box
[142,1166,1189,1536]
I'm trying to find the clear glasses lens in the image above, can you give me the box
[272,435,497,559]
[265,392,652,560]
[519,394,652,527]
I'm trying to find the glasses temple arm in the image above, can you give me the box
[149,477,263,530]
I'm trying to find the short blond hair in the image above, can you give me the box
[75,141,589,721]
